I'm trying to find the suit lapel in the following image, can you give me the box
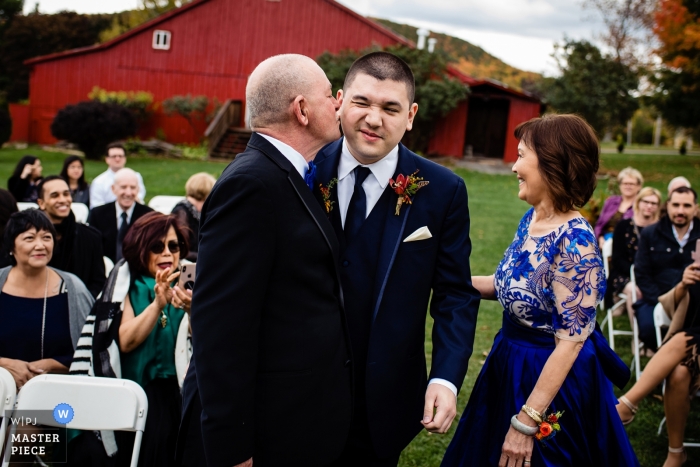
[372,145,418,322]
[314,140,345,249]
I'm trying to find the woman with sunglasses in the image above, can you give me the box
[117,211,191,466]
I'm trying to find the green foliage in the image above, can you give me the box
[89,86,155,124]
[540,39,639,136]
[317,44,468,154]
[0,11,112,102]
[100,0,192,42]
[0,96,11,146]
[630,109,655,145]
[162,94,210,139]
[616,134,625,153]
[0,0,23,34]
[650,67,700,139]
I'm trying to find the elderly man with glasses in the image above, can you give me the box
[89,143,147,208]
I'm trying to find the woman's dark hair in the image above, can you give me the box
[514,114,599,213]
[1,209,57,266]
[0,188,19,240]
[59,155,88,190]
[11,155,38,178]
[122,211,190,276]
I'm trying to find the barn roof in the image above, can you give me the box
[25,0,413,66]
[447,66,541,103]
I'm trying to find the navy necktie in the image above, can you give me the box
[116,212,128,261]
[345,166,372,242]
[304,161,316,191]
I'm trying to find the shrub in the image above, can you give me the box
[0,100,11,147]
[88,86,155,124]
[162,94,209,139]
[50,100,137,159]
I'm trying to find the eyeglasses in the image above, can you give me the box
[639,199,659,206]
[149,240,181,254]
[620,182,640,187]
[107,154,126,159]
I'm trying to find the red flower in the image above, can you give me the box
[390,174,407,194]
[539,422,553,437]
[547,414,558,423]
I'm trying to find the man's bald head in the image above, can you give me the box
[113,167,138,186]
[246,54,322,129]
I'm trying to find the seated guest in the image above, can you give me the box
[0,209,93,389]
[88,168,153,263]
[171,172,216,261]
[117,212,191,466]
[8,155,43,202]
[0,189,18,268]
[594,166,643,247]
[606,186,662,315]
[634,186,700,350]
[37,176,105,297]
[89,143,146,208]
[617,263,700,467]
[60,155,90,205]
[660,177,692,219]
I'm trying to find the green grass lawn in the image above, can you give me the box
[1,146,699,466]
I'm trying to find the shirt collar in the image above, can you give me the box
[338,138,399,189]
[115,202,136,219]
[258,133,309,178]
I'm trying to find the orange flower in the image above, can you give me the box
[535,432,544,440]
[539,422,552,437]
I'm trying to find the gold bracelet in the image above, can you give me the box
[521,404,544,424]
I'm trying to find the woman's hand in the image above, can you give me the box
[154,268,180,310]
[500,425,534,467]
[171,285,192,313]
[28,359,69,375]
[0,357,39,388]
[681,264,700,288]
[20,163,34,179]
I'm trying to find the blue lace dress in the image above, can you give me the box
[442,209,639,467]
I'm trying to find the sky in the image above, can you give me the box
[24,0,608,76]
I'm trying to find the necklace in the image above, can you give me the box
[160,309,168,328]
[40,269,49,359]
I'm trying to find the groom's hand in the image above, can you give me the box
[421,383,457,434]
[233,458,253,467]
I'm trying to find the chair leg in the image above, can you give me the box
[658,415,666,436]
[130,430,143,467]
[632,317,641,381]
[606,308,616,351]
[1,422,17,467]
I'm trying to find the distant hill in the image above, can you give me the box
[373,18,542,92]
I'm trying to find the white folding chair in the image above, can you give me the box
[0,367,17,457]
[15,202,38,211]
[654,302,671,348]
[103,256,115,278]
[600,239,629,343]
[71,203,89,224]
[2,375,148,467]
[148,195,185,214]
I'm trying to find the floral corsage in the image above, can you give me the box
[535,410,563,446]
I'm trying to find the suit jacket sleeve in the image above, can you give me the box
[8,176,29,202]
[610,220,629,279]
[191,173,276,467]
[634,227,658,304]
[428,178,481,390]
[87,230,106,298]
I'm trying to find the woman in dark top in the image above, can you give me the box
[59,155,90,205]
[171,172,216,261]
[0,209,93,389]
[0,189,18,268]
[7,155,43,202]
[606,187,662,311]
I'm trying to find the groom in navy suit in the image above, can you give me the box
[315,52,481,466]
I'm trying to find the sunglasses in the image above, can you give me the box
[149,240,181,254]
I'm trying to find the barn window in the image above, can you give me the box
[152,30,172,50]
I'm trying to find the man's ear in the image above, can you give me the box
[336,89,344,106]
[292,95,309,127]
[405,102,419,132]
[36,198,46,210]
[111,184,118,196]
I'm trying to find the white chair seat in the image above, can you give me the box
[148,196,185,214]
[71,202,89,223]
[0,367,17,455]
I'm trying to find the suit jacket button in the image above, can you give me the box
[342,260,349,267]
[344,359,351,367]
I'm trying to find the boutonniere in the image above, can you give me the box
[319,178,338,214]
[389,170,429,215]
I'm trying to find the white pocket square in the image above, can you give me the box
[403,226,432,242]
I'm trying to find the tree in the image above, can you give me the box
[317,44,468,154]
[0,0,23,34]
[0,97,11,146]
[581,0,657,67]
[650,0,700,135]
[100,0,191,42]
[51,101,137,159]
[0,11,112,102]
[540,39,639,135]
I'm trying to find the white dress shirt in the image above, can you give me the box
[115,203,136,229]
[90,168,147,209]
[259,133,310,179]
[673,220,694,248]
[337,138,458,397]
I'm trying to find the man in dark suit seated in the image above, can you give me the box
[36,175,105,297]
[177,54,353,467]
[87,168,153,263]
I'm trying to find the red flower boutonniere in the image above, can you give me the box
[389,170,429,216]
[319,178,338,214]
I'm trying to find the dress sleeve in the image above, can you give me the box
[549,222,605,341]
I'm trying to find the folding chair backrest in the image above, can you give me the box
[148,195,185,214]
[602,238,613,279]
[71,203,89,224]
[0,367,17,452]
[14,375,147,432]
[654,302,671,348]
[16,202,38,211]
[103,256,115,278]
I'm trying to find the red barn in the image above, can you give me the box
[19,0,540,161]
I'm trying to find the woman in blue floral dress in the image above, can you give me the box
[442,114,639,467]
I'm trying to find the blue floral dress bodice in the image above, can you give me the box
[495,208,606,341]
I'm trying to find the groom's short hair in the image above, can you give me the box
[344,52,415,103]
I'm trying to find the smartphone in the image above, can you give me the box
[178,263,196,291]
[693,239,700,267]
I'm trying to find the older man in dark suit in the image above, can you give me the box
[178,54,352,467]
[87,168,153,263]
